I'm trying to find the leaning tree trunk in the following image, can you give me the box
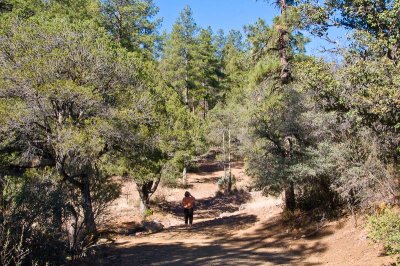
[277,0,291,84]
[138,182,151,213]
[137,176,161,214]
[278,32,291,84]
[79,178,96,236]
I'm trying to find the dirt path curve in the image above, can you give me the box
[96,162,393,266]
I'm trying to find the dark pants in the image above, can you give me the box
[184,208,194,225]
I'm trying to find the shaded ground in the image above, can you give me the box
[156,189,251,220]
[93,161,394,266]
[100,215,327,266]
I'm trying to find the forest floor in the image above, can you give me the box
[93,161,395,266]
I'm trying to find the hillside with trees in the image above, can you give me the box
[0,0,399,265]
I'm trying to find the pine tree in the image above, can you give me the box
[193,27,220,119]
[245,4,307,211]
[101,0,161,55]
[222,30,247,97]
[160,5,198,109]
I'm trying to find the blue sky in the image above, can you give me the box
[155,0,278,33]
[154,0,348,59]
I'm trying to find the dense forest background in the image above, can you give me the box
[0,0,399,264]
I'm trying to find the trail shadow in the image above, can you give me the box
[161,213,258,238]
[197,162,222,172]
[189,161,244,177]
[192,160,244,171]
[176,183,194,189]
[191,175,220,183]
[189,161,223,176]
[97,213,329,266]
[155,190,251,220]
[99,221,143,235]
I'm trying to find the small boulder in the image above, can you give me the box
[142,220,164,233]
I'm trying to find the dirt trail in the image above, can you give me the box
[96,162,394,266]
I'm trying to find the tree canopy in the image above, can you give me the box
[1,0,399,264]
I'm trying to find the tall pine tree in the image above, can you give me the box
[101,0,161,55]
[193,27,220,119]
[160,5,198,109]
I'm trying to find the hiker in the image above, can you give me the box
[182,191,195,226]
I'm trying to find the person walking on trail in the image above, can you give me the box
[182,191,195,226]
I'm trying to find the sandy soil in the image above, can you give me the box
[93,161,395,266]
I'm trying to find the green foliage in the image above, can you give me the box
[222,30,248,90]
[0,3,162,263]
[159,160,181,187]
[160,5,226,117]
[368,209,400,258]
[1,0,400,263]
[101,0,161,55]
[143,208,154,219]
[248,58,280,87]
[245,3,400,212]
[301,0,400,63]
[47,0,101,22]
[244,1,393,213]
[159,5,199,106]
[193,27,222,111]
[217,174,236,191]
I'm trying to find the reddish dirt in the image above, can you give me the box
[95,161,395,265]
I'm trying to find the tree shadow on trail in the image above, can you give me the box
[154,189,251,220]
[163,213,258,238]
[98,213,329,266]
[196,161,223,173]
[190,160,244,176]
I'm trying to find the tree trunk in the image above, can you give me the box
[79,178,97,236]
[227,129,232,193]
[279,0,287,11]
[387,42,399,64]
[137,176,161,214]
[139,196,149,213]
[203,97,207,120]
[278,42,291,84]
[185,85,189,108]
[138,182,150,213]
[285,181,295,211]
[223,131,226,179]
[185,56,189,108]
[284,136,296,211]
[192,96,195,114]
[66,203,79,253]
[0,174,3,224]
[182,167,187,186]
[277,0,295,210]
[277,0,291,84]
